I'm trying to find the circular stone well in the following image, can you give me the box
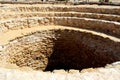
[0,5,120,79]
[2,27,120,71]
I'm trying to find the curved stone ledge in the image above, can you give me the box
[1,27,120,71]
[0,17,120,38]
[0,65,119,80]
[53,17,120,38]
[1,12,120,22]
[4,6,120,15]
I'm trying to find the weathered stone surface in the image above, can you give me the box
[0,4,120,80]
[0,63,119,80]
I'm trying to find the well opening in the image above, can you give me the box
[2,28,120,71]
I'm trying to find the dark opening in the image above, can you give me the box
[44,31,119,71]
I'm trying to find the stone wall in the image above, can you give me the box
[0,5,120,14]
[0,17,120,38]
[0,5,120,37]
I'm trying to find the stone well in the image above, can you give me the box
[0,4,120,80]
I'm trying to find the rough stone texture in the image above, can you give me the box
[0,4,120,80]
[2,5,120,15]
[0,4,120,38]
[1,27,120,71]
[0,17,120,37]
[1,12,120,22]
[0,64,119,80]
